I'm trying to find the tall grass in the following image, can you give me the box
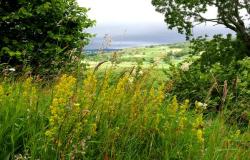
[0,68,249,159]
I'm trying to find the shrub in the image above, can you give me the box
[0,0,94,76]
[164,35,249,126]
[165,57,250,126]
[190,34,247,70]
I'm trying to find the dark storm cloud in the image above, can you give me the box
[85,23,234,49]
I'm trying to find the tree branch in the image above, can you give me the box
[243,0,250,14]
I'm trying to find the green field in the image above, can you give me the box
[85,43,191,70]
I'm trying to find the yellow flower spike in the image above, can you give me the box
[115,74,129,95]
[158,84,165,101]
[130,83,142,119]
[178,100,189,130]
[0,85,4,102]
[197,129,204,144]
[184,99,189,109]
[50,106,58,115]
[193,100,205,146]
[23,77,32,98]
[46,74,77,142]
[149,86,155,99]
[100,70,111,96]
[109,74,130,110]
[0,85,4,96]
[153,83,165,106]
[52,98,59,106]
[193,115,204,129]
[74,122,82,135]
[45,130,53,138]
[83,72,97,106]
[49,117,55,124]
[235,130,241,138]
[169,96,178,116]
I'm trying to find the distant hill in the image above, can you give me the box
[84,49,121,54]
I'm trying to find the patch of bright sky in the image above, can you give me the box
[77,0,234,49]
[77,0,165,25]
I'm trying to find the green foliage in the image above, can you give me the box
[191,35,247,70]
[166,57,250,126]
[0,70,249,159]
[151,0,250,126]
[0,0,94,76]
[162,35,250,126]
[151,0,250,55]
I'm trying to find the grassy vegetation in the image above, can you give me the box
[0,64,249,159]
[2,0,249,159]
[0,44,249,159]
[84,43,189,70]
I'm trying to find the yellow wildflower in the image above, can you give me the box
[100,70,111,96]
[83,72,97,107]
[178,100,189,130]
[178,117,187,130]
[115,74,129,95]
[110,73,129,111]
[195,101,207,113]
[23,77,32,98]
[234,130,241,138]
[156,83,165,104]
[0,85,4,102]
[197,129,204,144]
[130,83,142,119]
[0,85,3,96]
[46,75,76,141]
[180,99,189,114]
[169,96,178,116]
[193,114,204,129]
[193,101,205,146]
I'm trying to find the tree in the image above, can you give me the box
[0,0,94,75]
[151,0,250,56]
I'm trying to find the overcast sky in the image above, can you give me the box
[77,0,234,49]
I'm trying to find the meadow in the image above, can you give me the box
[1,0,250,159]
[85,43,190,69]
[0,44,249,159]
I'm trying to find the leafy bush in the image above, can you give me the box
[164,35,250,126]
[0,0,94,76]
[190,34,247,70]
[166,57,249,126]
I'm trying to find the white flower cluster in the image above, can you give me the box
[180,62,192,72]
[196,102,208,109]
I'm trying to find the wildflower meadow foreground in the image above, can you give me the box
[0,68,249,159]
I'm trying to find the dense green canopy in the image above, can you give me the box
[0,0,94,75]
